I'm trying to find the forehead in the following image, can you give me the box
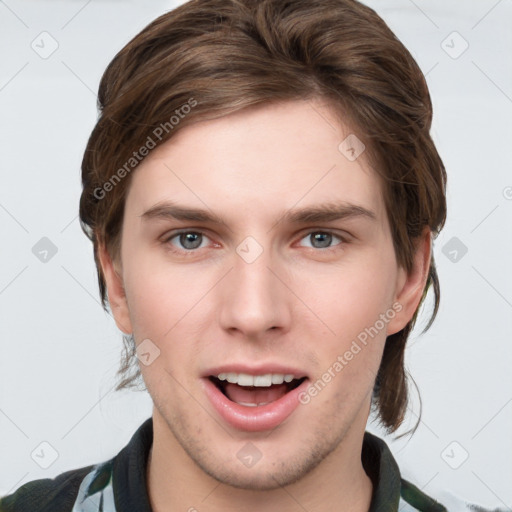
[125,99,387,228]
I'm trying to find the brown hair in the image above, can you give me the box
[79,0,447,435]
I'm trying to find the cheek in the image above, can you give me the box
[297,251,398,343]
[294,251,398,400]
[122,247,213,337]
[125,261,212,385]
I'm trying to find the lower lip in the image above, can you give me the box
[202,377,309,432]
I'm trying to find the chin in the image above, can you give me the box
[200,462,308,491]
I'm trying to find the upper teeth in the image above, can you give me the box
[217,373,296,387]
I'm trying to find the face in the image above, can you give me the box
[100,98,428,490]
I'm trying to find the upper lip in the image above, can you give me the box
[203,364,308,379]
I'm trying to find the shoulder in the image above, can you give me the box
[363,430,506,512]
[399,478,508,512]
[0,418,152,512]
[0,460,113,512]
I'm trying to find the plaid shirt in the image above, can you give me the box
[0,418,503,512]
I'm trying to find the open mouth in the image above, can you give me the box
[203,371,310,431]
[208,375,307,407]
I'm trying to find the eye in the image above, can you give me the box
[165,231,211,251]
[162,229,346,254]
[297,231,344,250]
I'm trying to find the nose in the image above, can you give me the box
[218,243,292,340]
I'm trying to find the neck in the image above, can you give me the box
[146,412,374,512]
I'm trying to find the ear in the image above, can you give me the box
[97,243,133,335]
[386,227,432,336]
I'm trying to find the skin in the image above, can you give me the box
[99,98,431,512]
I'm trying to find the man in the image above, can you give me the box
[0,0,501,510]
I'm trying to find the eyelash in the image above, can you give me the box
[162,229,348,255]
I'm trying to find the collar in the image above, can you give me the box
[362,430,402,511]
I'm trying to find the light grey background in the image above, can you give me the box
[0,0,511,508]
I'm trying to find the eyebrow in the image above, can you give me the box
[140,200,377,226]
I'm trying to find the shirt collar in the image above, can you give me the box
[362,430,402,511]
